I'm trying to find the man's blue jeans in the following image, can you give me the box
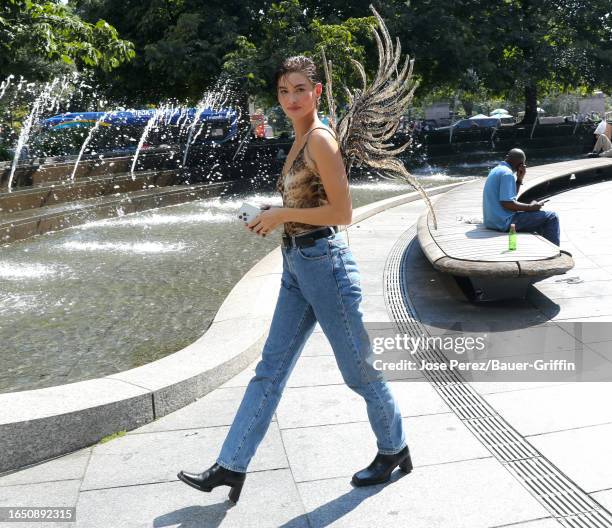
[216,232,406,473]
[511,210,560,246]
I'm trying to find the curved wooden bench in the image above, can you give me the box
[418,158,612,301]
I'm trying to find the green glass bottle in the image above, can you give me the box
[508,223,517,251]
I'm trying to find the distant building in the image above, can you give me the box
[424,102,451,126]
[578,92,606,118]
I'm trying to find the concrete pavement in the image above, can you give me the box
[1,185,611,527]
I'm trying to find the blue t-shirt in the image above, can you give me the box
[482,161,517,231]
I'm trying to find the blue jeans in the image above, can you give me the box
[216,232,406,473]
[511,210,560,246]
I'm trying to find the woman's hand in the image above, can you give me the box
[247,208,285,237]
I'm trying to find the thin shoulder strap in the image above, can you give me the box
[304,126,336,142]
[284,127,333,176]
[302,126,337,160]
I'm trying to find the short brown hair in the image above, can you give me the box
[274,56,321,88]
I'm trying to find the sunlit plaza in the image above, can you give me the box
[1,2,611,527]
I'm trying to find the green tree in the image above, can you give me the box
[67,0,612,118]
[391,1,490,94]
[223,0,376,108]
[75,0,263,103]
[0,0,134,79]
[223,0,313,106]
[478,0,612,123]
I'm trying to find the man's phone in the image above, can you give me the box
[237,202,261,224]
[539,199,550,205]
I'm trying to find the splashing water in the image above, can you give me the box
[59,240,189,254]
[70,111,112,182]
[130,105,169,178]
[163,105,181,126]
[181,82,233,167]
[7,77,62,192]
[177,107,190,135]
[49,72,78,116]
[0,74,14,101]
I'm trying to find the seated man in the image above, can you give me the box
[483,148,560,246]
[591,120,612,157]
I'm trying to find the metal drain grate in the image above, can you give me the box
[383,225,612,527]
[463,415,540,462]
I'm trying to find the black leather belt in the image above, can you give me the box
[282,226,337,248]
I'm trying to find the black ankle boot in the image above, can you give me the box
[177,463,246,503]
[351,446,412,487]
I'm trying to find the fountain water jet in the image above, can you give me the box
[181,82,233,168]
[130,105,169,178]
[7,77,63,192]
[0,75,14,101]
[70,111,112,181]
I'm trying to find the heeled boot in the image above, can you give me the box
[351,446,412,487]
[177,463,246,503]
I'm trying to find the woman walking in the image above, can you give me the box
[177,56,411,503]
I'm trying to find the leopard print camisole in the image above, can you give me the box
[276,127,337,236]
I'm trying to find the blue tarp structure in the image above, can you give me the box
[41,108,238,131]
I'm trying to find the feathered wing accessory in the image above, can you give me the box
[321,5,437,228]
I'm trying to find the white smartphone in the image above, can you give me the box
[237,202,261,224]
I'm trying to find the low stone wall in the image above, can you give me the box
[0,151,179,189]
[0,178,227,244]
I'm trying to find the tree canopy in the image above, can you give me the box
[222,1,377,108]
[2,0,611,116]
[0,0,134,79]
[475,0,612,122]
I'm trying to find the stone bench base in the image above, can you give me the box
[455,275,542,302]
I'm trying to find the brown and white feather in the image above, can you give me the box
[321,5,437,228]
